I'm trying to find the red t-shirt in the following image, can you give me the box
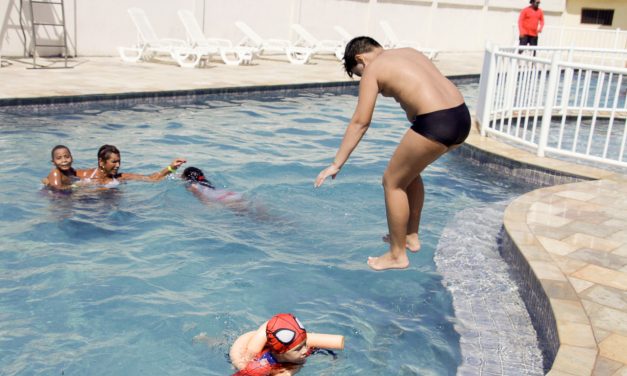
[518,6,544,37]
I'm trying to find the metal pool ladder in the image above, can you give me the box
[28,0,71,69]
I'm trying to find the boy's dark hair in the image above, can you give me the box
[343,36,382,78]
[182,166,215,189]
[97,144,120,162]
[51,145,70,159]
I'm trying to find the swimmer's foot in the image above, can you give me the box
[382,234,421,252]
[367,252,409,271]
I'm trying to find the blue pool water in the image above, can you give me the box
[0,84,536,375]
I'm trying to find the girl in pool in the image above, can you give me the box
[79,144,186,187]
[43,145,80,191]
[181,166,247,207]
[230,313,344,376]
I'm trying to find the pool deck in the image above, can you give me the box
[1,53,626,375]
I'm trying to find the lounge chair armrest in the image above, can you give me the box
[265,38,292,47]
[318,39,343,48]
[161,38,188,47]
[206,38,233,48]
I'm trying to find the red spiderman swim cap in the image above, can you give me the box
[265,313,307,353]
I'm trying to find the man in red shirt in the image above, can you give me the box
[518,0,544,55]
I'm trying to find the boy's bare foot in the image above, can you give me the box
[382,234,421,252]
[367,252,409,271]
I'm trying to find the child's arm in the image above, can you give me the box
[121,158,186,182]
[230,323,268,371]
[45,168,73,190]
[272,367,303,376]
[245,323,268,355]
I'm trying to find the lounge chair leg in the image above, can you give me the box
[118,46,145,63]
[172,49,202,68]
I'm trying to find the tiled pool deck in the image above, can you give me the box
[1,53,626,375]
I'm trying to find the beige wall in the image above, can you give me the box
[564,0,627,29]
[0,0,616,58]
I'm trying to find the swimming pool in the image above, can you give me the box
[0,84,538,375]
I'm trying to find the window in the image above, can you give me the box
[581,8,614,26]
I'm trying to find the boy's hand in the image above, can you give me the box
[314,164,340,187]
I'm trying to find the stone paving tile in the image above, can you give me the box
[603,219,627,229]
[609,230,627,244]
[528,223,575,241]
[599,334,627,364]
[550,345,597,375]
[554,190,597,201]
[593,356,624,375]
[556,320,596,348]
[583,300,627,336]
[569,248,627,270]
[613,366,627,376]
[541,279,580,301]
[563,221,621,239]
[562,233,621,253]
[579,285,627,311]
[572,265,627,290]
[527,211,572,227]
[614,244,627,258]
[550,299,590,324]
[537,236,579,256]
[550,254,590,275]
[567,276,595,294]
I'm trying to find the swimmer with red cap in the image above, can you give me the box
[230,313,344,376]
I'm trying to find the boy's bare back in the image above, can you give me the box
[366,48,464,120]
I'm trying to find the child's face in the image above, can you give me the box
[274,340,308,364]
[52,148,73,171]
[100,153,121,175]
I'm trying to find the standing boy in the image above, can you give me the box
[314,37,470,271]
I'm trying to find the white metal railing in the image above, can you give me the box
[477,44,627,168]
[512,24,627,50]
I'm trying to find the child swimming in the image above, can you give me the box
[229,313,344,376]
[181,167,245,205]
[44,145,80,191]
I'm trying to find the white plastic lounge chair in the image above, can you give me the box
[333,26,353,44]
[118,8,201,68]
[379,20,438,60]
[177,10,255,66]
[235,21,312,64]
[333,25,354,60]
[291,24,344,60]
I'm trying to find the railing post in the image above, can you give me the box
[503,56,519,131]
[478,43,498,136]
[560,47,574,111]
[537,51,561,157]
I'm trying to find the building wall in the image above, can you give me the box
[563,0,627,29]
[0,0,599,58]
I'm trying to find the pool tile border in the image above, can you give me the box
[0,81,360,113]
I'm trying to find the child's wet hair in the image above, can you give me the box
[343,36,382,78]
[182,167,215,189]
[97,144,120,162]
[51,145,71,160]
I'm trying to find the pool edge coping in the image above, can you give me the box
[464,122,627,375]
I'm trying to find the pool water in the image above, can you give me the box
[0,84,536,375]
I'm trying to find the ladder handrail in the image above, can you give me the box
[28,0,70,69]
